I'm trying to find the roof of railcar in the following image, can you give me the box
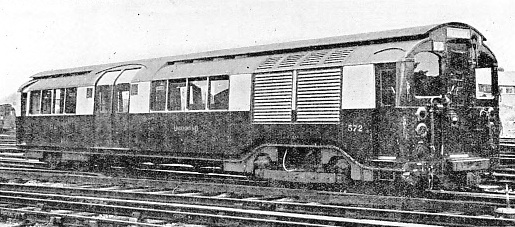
[29,22,485,80]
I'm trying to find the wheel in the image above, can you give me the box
[44,153,61,170]
[254,154,272,170]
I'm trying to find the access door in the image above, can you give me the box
[94,70,122,148]
[94,68,142,148]
[112,68,141,148]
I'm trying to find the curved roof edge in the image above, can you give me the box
[151,22,485,63]
[427,22,487,41]
[27,22,485,81]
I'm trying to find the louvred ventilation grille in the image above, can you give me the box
[296,67,342,122]
[252,71,293,122]
[256,47,354,71]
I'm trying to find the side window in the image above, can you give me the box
[29,90,41,114]
[209,75,229,110]
[65,87,77,114]
[53,88,65,114]
[188,78,208,110]
[150,76,230,112]
[41,89,53,114]
[168,79,187,111]
[150,80,167,111]
[130,84,138,96]
[86,88,93,98]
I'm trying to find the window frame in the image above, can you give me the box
[149,75,230,112]
[41,89,53,114]
[412,51,443,99]
[29,90,42,115]
[27,87,78,116]
[150,80,168,111]
[64,87,77,114]
[208,75,230,110]
[115,83,131,113]
[187,77,209,111]
[53,88,65,114]
[167,79,188,111]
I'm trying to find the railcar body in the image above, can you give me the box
[498,71,515,139]
[0,104,15,133]
[17,22,499,189]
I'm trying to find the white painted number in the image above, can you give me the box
[347,124,363,132]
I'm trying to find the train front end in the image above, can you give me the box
[396,25,499,189]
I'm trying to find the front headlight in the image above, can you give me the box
[415,123,428,137]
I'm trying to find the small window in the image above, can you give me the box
[29,90,41,115]
[130,84,138,96]
[168,79,187,111]
[86,88,93,98]
[53,88,65,114]
[150,80,167,111]
[41,90,53,114]
[188,78,208,110]
[65,87,77,114]
[209,75,229,110]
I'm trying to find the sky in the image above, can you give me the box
[1,0,514,102]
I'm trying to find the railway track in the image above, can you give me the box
[499,138,515,167]
[4,133,515,225]
[3,168,515,226]
[0,132,27,168]
[485,138,515,186]
[0,133,16,151]
[2,181,515,226]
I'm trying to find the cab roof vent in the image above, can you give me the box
[256,56,284,70]
[299,50,330,66]
[324,48,354,64]
[277,53,307,68]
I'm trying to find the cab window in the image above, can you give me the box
[413,52,441,97]
[377,63,396,106]
[475,68,494,99]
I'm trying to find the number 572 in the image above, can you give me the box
[347,124,363,132]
